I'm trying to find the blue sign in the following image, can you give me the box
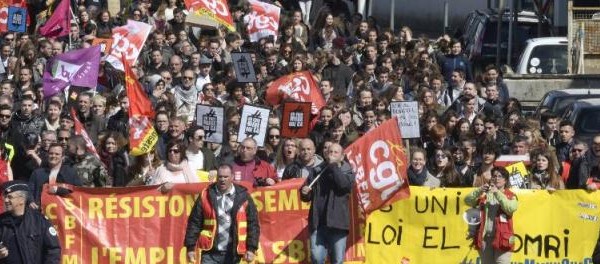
[8,7,27,33]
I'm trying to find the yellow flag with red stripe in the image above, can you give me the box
[122,55,158,156]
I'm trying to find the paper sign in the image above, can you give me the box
[7,6,26,32]
[390,101,420,138]
[281,101,311,138]
[238,104,271,147]
[91,38,114,55]
[231,53,257,83]
[195,104,224,144]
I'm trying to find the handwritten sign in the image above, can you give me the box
[390,101,420,139]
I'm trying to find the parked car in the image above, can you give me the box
[562,98,600,142]
[515,37,568,74]
[536,89,600,117]
[455,9,552,74]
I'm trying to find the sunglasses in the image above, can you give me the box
[58,137,69,141]
[0,114,10,119]
[169,149,180,154]
[269,135,280,139]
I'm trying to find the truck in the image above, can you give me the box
[500,0,600,111]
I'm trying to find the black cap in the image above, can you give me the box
[2,181,29,196]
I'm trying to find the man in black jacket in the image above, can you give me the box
[28,143,82,207]
[0,181,61,263]
[300,143,354,264]
[184,164,260,264]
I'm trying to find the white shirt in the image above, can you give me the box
[186,150,205,172]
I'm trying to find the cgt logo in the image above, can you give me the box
[52,60,83,82]
[200,0,229,17]
[368,140,403,201]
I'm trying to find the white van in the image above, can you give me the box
[514,37,568,74]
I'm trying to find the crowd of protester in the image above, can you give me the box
[0,0,596,210]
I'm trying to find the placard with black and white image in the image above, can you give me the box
[238,104,271,147]
[195,104,225,143]
[232,53,258,83]
[390,101,420,138]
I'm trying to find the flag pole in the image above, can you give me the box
[68,0,75,49]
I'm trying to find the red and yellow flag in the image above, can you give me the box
[122,56,158,156]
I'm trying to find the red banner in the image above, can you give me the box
[265,71,325,116]
[185,0,235,32]
[344,117,410,214]
[41,179,365,263]
[105,20,152,70]
[245,0,280,42]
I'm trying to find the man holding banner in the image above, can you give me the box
[184,164,260,264]
[300,143,354,264]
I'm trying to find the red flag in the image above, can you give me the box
[185,0,235,32]
[245,0,280,42]
[122,55,158,156]
[70,108,100,160]
[344,117,410,214]
[265,71,325,115]
[105,20,152,71]
[39,0,70,37]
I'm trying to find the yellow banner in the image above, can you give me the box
[365,187,600,263]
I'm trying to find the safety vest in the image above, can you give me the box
[197,187,248,255]
[475,189,516,251]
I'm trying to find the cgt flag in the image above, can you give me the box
[245,0,280,42]
[185,0,235,32]
[123,55,158,156]
[42,46,101,98]
[106,20,152,71]
[70,108,100,160]
[265,71,325,115]
[344,117,410,214]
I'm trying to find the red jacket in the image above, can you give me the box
[232,157,277,186]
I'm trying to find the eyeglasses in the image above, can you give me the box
[162,77,172,81]
[269,135,280,139]
[168,149,180,154]
[435,154,447,159]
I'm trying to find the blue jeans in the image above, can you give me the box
[310,226,348,264]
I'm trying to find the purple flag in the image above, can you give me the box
[43,46,101,98]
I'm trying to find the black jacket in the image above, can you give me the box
[28,165,82,206]
[107,109,128,139]
[301,161,354,231]
[0,208,61,264]
[184,184,260,254]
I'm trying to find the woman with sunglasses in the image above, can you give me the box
[150,140,198,192]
